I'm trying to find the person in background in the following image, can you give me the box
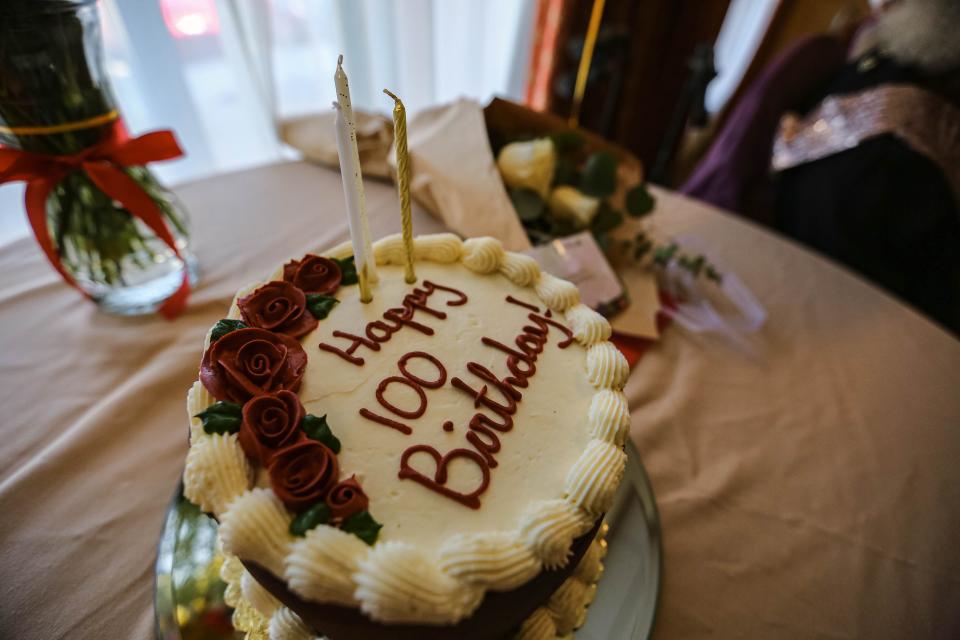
[683,0,960,335]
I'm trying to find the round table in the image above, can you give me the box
[1,161,958,639]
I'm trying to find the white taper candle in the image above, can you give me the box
[333,100,373,302]
[334,55,378,292]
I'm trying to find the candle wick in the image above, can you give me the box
[337,53,344,66]
[383,88,400,103]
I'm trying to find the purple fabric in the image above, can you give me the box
[681,35,849,219]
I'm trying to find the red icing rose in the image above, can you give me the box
[326,475,369,521]
[238,281,318,338]
[200,328,307,403]
[238,390,305,466]
[283,254,341,294]
[268,440,339,512]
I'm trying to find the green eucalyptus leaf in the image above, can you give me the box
[553,156,579,186]
[210,319,246,342]
[706,265,723,283]
[195,401,243,435]
[509,188,546,223]
[306,294,339,320]
[526,228,554,246]
[652,242,679,267]
[342,510,383,545]
[289,502,332,537]
[580,151,618,197]
[335,256,359,286]
[594,231,612,252]
[302,414,341,454]
[634,238,653,260]
[590,203,624,234]
[626,184,655,217]
[550,131,585,153]
[549,214,583,237]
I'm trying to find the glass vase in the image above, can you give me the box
[0,0,198,316]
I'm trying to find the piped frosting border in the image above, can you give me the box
[184,233,629,625]
[220,523,609,640]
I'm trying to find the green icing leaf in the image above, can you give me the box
[335,256,359,286]
[210,319,247,342]
[626,184,656,217]
[580,151,618,197]
[289,502,331,537]
[342,510,383,545]
[508,188,545,222]
[195,401,243,435]
[590,202,624,234]
[306,293,339,319]
[302,414,341,454]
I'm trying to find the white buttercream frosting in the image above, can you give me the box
[573,535,606,584]
[219,488,294,577]
[564,441,627,515]
[438,531,542,591]
[354,541,484,624]
[413,232,463,263]
[323,240,354,261]
[548,578,589,634]
[461,236,506,274]
[285,525,370,606]
[513,529,608,640]
[586,342,630,389]
[184,233,631,626]
[242,569,281,617]
[516,607,558,640]
[186,381,215,440]
[220,552,244,605]
[587,389,631,445]
[268,606,313,640]
[372,233,407,266]
[182,432,251,516]
[565,303,612,346]
[534,272,580,311]
[499,251,542,287]
[519,500,593,569]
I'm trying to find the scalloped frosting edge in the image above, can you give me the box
[183,233,630,625]
[219,524,609,640]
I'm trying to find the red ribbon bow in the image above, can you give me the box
[0,121,190,319]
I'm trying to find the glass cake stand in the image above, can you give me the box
[154,440,662,640]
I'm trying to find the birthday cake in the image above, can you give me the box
[183,233,630,639]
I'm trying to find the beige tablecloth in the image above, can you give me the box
[1,162,958,639]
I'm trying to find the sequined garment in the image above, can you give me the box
[773,84,960,202]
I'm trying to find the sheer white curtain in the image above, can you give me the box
[0,0,535,244]
[706,0,779,114]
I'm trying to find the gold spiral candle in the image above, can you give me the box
[569,0,606,128]
[383,89,416,284]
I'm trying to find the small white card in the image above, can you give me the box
[523,232,628,317]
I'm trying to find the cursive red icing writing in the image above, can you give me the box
[358,407,412,435]
[398,445,490,509]
[376,376,427,419]
[359,351,449,434]
[318,281,468,366]
[397,352,447,388]
[396,295,574,509]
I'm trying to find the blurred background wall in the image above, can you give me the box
[0,0,874,244]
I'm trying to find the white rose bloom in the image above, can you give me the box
[496,138,556,198]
